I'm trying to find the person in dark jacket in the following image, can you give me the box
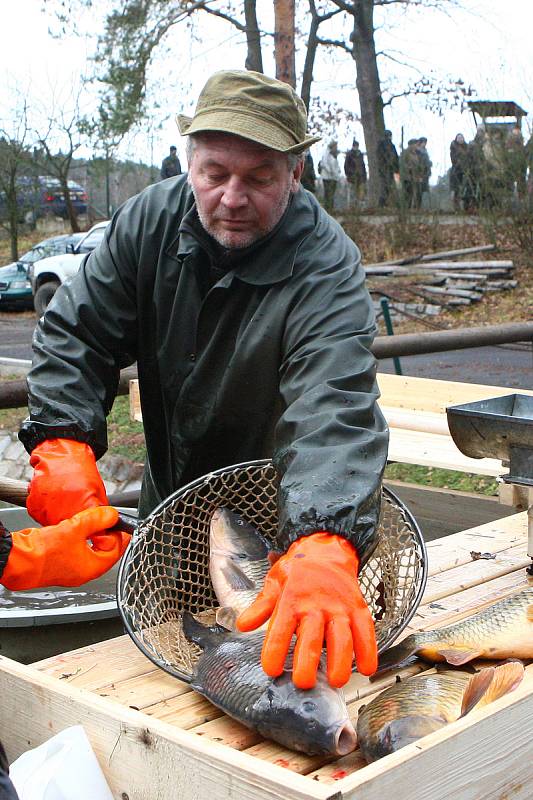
[160,145,182,180]
[0,505,126,799]
[300,150,317,193]
[19,70,388,692]
[377,130,399,207]
[450,133,468,210]
[344,139,367,206]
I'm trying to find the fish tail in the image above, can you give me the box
[182,611,225,649]
[377,635,420,671]
[460,661,524,717]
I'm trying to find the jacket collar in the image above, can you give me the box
[176,186,316,286]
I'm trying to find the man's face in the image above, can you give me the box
[188,133,302,249]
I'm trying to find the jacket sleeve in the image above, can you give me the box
[18,196,143,458]
[273,216,389,564]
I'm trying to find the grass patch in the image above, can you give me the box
[0,395,146,463]
[385,462,498,496]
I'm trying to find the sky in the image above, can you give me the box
[1,0,532,182]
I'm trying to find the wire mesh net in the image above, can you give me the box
[117,460,427,682]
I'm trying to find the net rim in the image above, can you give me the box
[116,459,428,683]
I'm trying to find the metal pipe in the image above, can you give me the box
[0,366,137,410]
[0,323,531,410]
[372,322,533,359]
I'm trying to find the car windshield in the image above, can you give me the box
[20,241,63,263]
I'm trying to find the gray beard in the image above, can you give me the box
[189,182,292,250]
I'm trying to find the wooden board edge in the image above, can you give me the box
[0,655,333,800]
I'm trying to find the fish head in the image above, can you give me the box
[361,714,445,762]
[252,670,356,757]
[209,508,270,562]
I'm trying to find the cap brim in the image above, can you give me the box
[175,113,320,155]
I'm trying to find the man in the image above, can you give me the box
[318,140,341,213]
[344,139,367,207]
[19,70,388,691]
[400,139,424,209]
[377,130,399,207]
[300,150,316,193]
[416,137,432,204]
[0,505,126,798]
[160,145,182,180]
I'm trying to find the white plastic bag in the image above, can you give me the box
[9,725,113,800]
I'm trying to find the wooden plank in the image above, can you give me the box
[415,260,514,269]
[387,427,503,475]
[423,544,531,604]
[0,655,328,800]
[425,512,527,575]
[377,374,533,415]
[381,406,449,435]
[130,377,142,422]
[34,633,155,690]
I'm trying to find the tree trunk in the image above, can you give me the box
[244,0,263,72]
[274,0,295,87]
[59,173,80,233]
[350,0,386,206]
[7,174,19,262]
[301,12,320,110]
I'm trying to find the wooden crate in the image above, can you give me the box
[1,511,532,799]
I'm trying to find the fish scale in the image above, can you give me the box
[357,662,524,762]
[182,507,358,756]
[379,588,533,668]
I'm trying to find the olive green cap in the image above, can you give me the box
[177,70,321,155]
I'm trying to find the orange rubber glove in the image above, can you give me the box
[26,438,124,551]
[27,439,107,524]
[0,506,130,591]
[236,532,377,690]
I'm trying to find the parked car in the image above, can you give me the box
[31,221,109,316]
[0,233,84,310]
[0,176,88,226]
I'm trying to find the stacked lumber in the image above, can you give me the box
[366,244,517,320]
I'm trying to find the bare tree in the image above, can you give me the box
[32,93,87,233]
[0,99,33,261]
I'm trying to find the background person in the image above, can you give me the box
[160,145,182,180]
[300,150,317,193]
[450,133,468,211]
[19,70,388,692]
[318,140,342,213]
[344,139,367,207]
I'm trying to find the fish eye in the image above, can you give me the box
[302,700,318,713]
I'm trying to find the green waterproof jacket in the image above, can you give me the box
[19,177,388,560]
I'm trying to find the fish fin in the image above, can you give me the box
[437,648,484,666]
[376,636,419,672]
[472,661,525,710]
[527,605,533,622]
[216,606,238,631]
[181,611,225,650]
[460,667,496,717]
[220,560,256,592]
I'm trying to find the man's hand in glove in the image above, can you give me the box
[27,438,107,524]
[26,438,123,550]
[0,506,130,591]
[236,532,377,689]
